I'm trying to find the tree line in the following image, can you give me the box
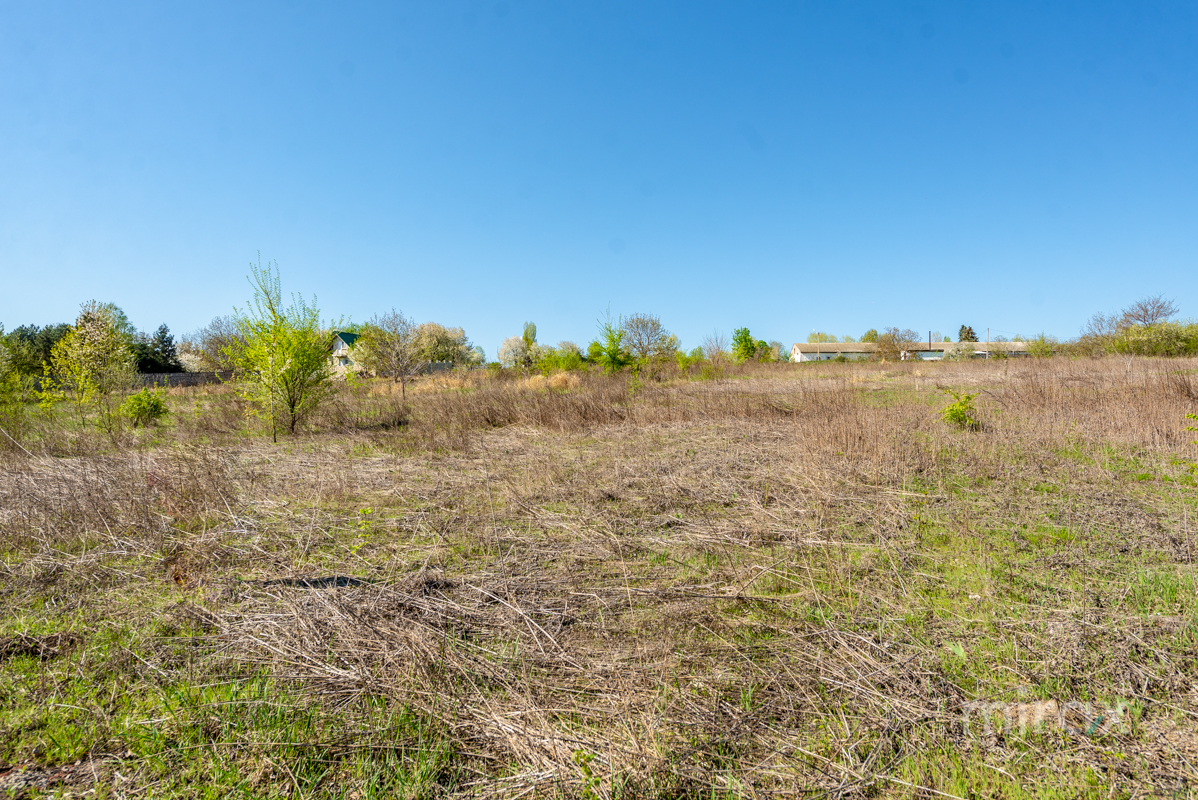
[487,315,790,377]
[1,256,1191,449]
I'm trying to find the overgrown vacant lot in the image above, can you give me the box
[3,358,1198,798]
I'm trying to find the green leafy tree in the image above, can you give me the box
[537,341,585,374]
[40,301,137,430]
[860,329,879,343]
[731,328,758,361]
[732,328,773,361]
[230,257,336,441]
[592,316,631,374]
[2,324,72,376]
[807,332,838,343]
[0,336,31,451]
[101,303,137,344]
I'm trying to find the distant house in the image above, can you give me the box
[790,341,1029,362]
[330,331,360,372]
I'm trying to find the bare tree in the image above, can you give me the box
[876,327,920,361]
[1081,311,1119,339]
[702,330,729,363]
[182,315,244,372]
[1120,294,1177,327]
[353,309,426,397]
[621,313,675,361]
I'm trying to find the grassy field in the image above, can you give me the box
[2,357,1198,798]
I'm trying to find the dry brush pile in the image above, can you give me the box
[2,357,1198,797]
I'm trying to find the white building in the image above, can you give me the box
[790,341,1029,362]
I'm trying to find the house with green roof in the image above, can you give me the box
[330,331,359,372]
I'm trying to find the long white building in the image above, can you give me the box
[791,341,1030,362]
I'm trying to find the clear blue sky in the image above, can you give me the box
[2,1,1195,355]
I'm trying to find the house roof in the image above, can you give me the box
[332,331,360,346]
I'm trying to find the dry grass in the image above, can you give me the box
[2,357,1198,797]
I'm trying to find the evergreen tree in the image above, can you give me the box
[132,324,184,373]
[1,324,72,375]
[958,325,978,343]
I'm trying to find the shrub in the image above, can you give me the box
[537,347,585,375]
[676,347,704,372]
[1187,414,1198,478]
[939,389,980,430]
[1028,334,1057,358]
[121,387,169,427]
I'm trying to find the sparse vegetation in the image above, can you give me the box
[2,355,1198,798]
[7,286,1198,797]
